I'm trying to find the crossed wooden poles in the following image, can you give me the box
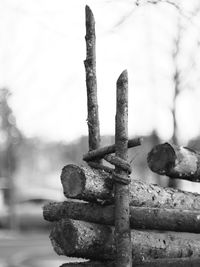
[43,5,200,267]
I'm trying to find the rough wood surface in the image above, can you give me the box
[60,257,200,267]
[148,142,200,182]
[60,164,200,210]
[60,261,113,267]
[84,5,100,152]
[61,164,113,201]
[114,70,132,266]
[83,137,142,162]
[136,257,200,267]
[43,200,200,233]
[50,219,200,262]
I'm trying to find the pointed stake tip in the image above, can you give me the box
[117,69,128,84]
[85,5,92,14]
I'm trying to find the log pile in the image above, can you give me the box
[43,162,200,266]
[43,4,200,267]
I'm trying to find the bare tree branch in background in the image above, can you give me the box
[168,20,181,190]
[171,16,181,147]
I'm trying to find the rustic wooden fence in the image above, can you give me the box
[43,6,200,267]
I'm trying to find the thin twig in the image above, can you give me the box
[83,137,142,161]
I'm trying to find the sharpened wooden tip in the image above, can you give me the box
[85,5,95,26]
[117,70,128,87]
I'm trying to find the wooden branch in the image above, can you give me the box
[113,70,131,266]
[147,142,200,182]
[86,161,113,174]
[43,200,200,233]
[84,6,101,152]
[61,164,200,210]
[83,137,142,162]
[60,258,200,267]
[50,219,200,262]
[104,154,132,173]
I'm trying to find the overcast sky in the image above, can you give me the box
[1,0,200,144]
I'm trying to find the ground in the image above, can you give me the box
[0,230,80,267]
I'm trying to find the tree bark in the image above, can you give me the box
[114,70,131,266]
[44,200,200,233]
[60,261,114,267]
[148,143,200,182]
[61,164,113,201]
[50,219,200,262]
[60,257,200,267]
[84,5,101,152]
[61,164,200,210]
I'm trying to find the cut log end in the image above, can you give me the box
[51,219,114,260]
[61,164,113,201]
[147,143,176,174]
[50,219,79,256]
[61,165,85,198]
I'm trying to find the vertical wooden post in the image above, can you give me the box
[84,6,101,152]
[114,70,132,266]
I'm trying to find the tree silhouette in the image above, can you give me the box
[0,88,22,229]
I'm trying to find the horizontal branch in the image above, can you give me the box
[148,143,200,182]
[50,219,200,262]
[44,200,200,233]
[61,164,200,210]
[83,137,142,162]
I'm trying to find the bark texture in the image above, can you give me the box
[84,5,100,152]
[148,142,200,182]
[60,164,200,210]
[61,164,113,201]
[43,200,200,233]
[50,219,200,262]
[114,70,131,266]
[83,137,142,162]
[60,257,200,267]
[60,261,114,267]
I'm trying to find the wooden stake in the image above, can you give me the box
[84,6,100,152]
[114,70,132,266]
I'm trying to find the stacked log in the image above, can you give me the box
[43,163,200,266]
[61,164,200,210]
[42,2,200,265]
[44,200,200,233]
[49,218,200,264]
[147,142,200,182]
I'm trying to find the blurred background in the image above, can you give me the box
[1,0,200,266]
